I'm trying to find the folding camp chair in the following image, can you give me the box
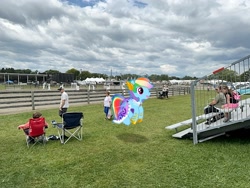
[27,117,47,148]
[56,112,83,144]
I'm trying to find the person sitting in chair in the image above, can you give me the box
[18,112,48,136]
[221,85,239,122]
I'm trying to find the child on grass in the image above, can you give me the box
[103,91,112,120]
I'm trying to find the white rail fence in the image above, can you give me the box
[0,87,190,113]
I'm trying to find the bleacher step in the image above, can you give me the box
[172,128,192,138]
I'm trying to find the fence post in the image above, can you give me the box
[155,88,158,98]
[87,90,90,104]
[31,91,35,110]
[122,88,124,96]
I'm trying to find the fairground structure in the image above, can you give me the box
[166,54,250,144]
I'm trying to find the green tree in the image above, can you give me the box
[149,74,159,81]
[182,75,197,80]
[169,76,180,80]
[44,69,61,74]
[80,70,91,80]
[3,68,15,73]
[160,74,169,81]
[239,70,250,82]
[66,68,80,79]
[214,68,239,82]
[91,73,101,78]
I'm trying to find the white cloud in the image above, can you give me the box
[0,0,250,78]
[160,64,178,74]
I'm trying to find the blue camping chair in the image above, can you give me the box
[56,112,83,144]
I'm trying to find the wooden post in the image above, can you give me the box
[156,88,159,98]
[87,90,90,104]
[31,91,35,110]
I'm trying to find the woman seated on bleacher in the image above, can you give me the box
[204,85,226,124]
[221,85,239,122]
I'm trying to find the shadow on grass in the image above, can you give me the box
[209,128,250,144]
[116,133,148,143]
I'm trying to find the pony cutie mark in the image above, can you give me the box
[111,77,153,126]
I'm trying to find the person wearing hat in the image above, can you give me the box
[58,86,69,117]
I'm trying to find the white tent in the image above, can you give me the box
[95,78,105,83]
[85,78,105,84]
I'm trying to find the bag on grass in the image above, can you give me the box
[47,135,59,140]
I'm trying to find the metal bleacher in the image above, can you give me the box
[166,55,250,144]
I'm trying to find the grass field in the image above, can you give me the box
[1,95,250,188]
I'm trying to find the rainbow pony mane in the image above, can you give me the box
[126,78,153,101]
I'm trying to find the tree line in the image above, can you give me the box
[0,67,201,81]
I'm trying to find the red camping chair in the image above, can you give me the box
[27,117,47,148]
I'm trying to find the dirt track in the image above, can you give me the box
[0,104,58,115]
[0,102,93,115]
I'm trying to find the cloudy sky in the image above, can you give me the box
[0,0,250,77]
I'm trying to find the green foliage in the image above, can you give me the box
[239,69,250,82]
[0,67,198,81]
[211,68,239,82]
[149,74,169,81]
[44,69,61,74]
[66,68,80,79]
[0,67,15,73]
[121,73,140,80]
[0,68,33,74]
[182,75,198,80]
[79,70,91,80]
[1,96,250,188]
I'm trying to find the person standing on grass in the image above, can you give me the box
[58,86,69,117]
[104,91,112,120]
[162,85,167,98]
[165,85,169,98]
[159,85,167,98]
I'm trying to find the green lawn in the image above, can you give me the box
[1,95,250,188]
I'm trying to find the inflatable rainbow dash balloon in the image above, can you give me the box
[111,77,153,126]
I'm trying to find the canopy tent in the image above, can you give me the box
[85,78,105,84]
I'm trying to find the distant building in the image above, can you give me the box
[0,72,47,84]
[49,73,74,83]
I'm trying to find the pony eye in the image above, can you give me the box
[137,87,143,94]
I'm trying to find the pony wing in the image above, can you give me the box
[111,94,130,124]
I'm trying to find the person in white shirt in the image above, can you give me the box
[58,87,69,117]
[103,91,112,119]
[165,85,169,98]
[160,85,167,98]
